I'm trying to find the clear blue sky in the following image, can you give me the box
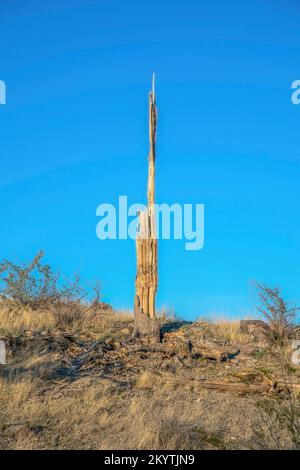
[1,0,300,320]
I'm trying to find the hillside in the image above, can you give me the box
[1,306,299,450]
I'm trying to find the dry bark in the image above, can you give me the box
[134,75,160,341]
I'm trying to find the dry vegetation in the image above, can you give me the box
[0,304,299,450]
[0,255,300,450]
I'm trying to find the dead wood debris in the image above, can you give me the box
[1,321,300,396]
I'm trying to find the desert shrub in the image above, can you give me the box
[253,284,300,449]
[254,394,300,449]
[0,251,58,310]
[51,280,102,330]
[0,252,105,330]
[256,283,299,347]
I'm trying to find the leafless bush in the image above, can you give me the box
[51,280,103,330]
[254,394,300,449]
[0,251,58,310]
[254,283,300,449]
[0,252,106,331]
[256,283,298,347]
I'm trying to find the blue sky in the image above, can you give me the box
[0,0,300,320]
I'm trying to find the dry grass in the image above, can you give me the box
[195,316,251,344]
[0,370,258,450]
[213,319,249,342]
[0,304,133,338]
[0,306,299,450]
[135,370,158,389]
[0,306,56,335]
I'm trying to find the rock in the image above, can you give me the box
[98,302,114,314]
[240,320,270,337]
[285,339,300,367]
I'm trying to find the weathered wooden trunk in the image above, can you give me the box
[134,75,160,342]
[133,307,161,342]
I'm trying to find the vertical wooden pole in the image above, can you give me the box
[134,75,160,341]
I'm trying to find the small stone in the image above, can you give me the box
[4,424,27,436]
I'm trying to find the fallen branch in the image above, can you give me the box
[189,380,269,394]
[168,378,300,394]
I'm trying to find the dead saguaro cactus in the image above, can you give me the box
[134,75,160,342]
